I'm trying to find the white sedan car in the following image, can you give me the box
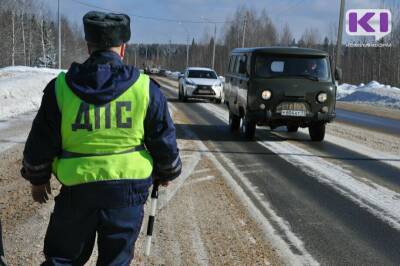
[178,67,223,104]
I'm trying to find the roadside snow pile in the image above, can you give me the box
[337,81,400,109]
[0,66,62,120]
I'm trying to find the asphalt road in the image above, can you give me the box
[1,81,399,265]
[335,108,400,135]
[158,79,400,265]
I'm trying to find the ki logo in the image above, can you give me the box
[346,9,392,41]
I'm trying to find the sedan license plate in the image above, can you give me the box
[281,110,306,117]
[198,89,210,94]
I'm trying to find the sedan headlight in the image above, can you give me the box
[212,83,223,89]
[261,90,272,100]
[186,84,197,89]
[186,80,195,86]
[317,92,328,103]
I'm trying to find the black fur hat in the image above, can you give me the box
[83,11,131,47]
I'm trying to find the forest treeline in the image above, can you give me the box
[0,0,86,69]
[1,1,399,86]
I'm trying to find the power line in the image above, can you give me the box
[272,0,305,18]
[69,0,240,24]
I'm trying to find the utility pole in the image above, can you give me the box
[186,36,189,68]
[212,24,216,69]
[134,45,137,66]
[145,46,148,65]
[58,0,61,69]
[168,39,172,69]
[179,22,190,68]
[242,13,247,48]
[335,0,345,69]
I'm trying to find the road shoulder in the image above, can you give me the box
[336,101,400,121]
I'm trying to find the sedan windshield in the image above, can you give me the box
[188,70,217,79]
[255,55,331,81]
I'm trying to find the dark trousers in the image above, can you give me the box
[42,191,145,266]
[0,220,5,266]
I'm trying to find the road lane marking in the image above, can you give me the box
[187,186,210,266]
[158,151,202,211]
[205,142,319,266]
[235,163,265,168]
[241,169,266,175]
[185,175,216,186]
[165,97,319,265]
[201,101,400,231]
[193,168,211,174]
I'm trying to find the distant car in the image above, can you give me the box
[169,71,182,81]
[144,67,151,75]
[150,68,160,74]
[224,47,341,141]
[158,69,166,76]
[178,67,223,104]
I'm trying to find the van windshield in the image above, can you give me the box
[255,55,331,81]
[188,70,217,79]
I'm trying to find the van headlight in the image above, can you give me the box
[261,90,272,100]
[317,92,328,103]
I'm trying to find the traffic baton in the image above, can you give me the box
[144,182,159,257]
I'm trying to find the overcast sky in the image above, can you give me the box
[40,0,394,44]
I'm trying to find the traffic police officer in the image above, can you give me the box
[21,11,181,265]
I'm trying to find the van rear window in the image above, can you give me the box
[255,55,331,81]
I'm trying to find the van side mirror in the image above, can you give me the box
[335,67,342,81]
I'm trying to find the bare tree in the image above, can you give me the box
[299,28,321,48]
[280,24,293,46]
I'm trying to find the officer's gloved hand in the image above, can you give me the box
[153,176,170,187]
[31,182,52,204]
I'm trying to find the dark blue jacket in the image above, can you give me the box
[22,51,181,208]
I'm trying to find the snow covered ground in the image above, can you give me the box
[2,66,400,121]
[0,66,62,120]
[337,81,400,109]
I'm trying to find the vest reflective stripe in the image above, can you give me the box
[53,72,153,186]
[59,144,146,159]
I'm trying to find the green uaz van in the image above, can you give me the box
[224,47,342,141]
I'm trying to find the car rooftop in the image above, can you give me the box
[231,47,329,56]
[186,67,215,71]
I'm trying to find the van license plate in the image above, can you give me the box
[281,110,306,117]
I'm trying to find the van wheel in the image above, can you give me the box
[241,116,256,140]
[229,111,240,132]
[287,125,299,133]
[309,123,326,141]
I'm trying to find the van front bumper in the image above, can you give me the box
[247,110,336,127]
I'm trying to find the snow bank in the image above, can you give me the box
[0,66,63,120]
[337,81,400,109]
